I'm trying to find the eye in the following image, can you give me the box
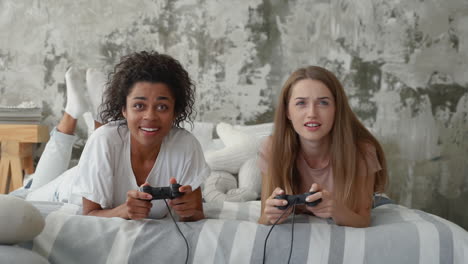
[156,104,168,111]
[295,100,305,106]
[318,100,329,106]
[133,103,144,110]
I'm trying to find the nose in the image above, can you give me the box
[307,104,317,118]
[143,107,159,121]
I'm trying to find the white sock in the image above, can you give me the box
[86,68,107,123]
[64,67,88,119]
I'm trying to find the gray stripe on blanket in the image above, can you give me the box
[364,207,419,264]
[416,210,454,264]
[129,219,206,264]
[213,220,241,262]
[327,225,345,264]
[49,216,119,263]
[250,217,312,263]
[371,204,409,225]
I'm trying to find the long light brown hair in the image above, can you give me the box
[261,66,388,212]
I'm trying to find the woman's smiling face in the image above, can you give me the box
[122,81,175,150]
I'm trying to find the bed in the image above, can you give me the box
[13,199,468,264]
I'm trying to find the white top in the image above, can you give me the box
[72,121,210,219]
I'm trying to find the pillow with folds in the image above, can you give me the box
[204,122,259,174]
[203,171,258,202]
[233,122,273,141]
[0,195,45,245]
[238,156,262,198]
[0,246,49,264]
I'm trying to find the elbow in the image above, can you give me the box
[83,209,99,217]
[258,214,271,225]
[362,218,371,228]
[180,210,205,222]
[334,215,371,228]
[336,221,370,228]
[82,208,93,216]
[355,219,371,228]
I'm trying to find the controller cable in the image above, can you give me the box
[262,199,298,264]
[164,200,189,264]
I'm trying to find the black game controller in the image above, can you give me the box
[139,183,184,200]
[274,192,322,210]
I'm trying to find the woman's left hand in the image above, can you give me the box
[305,183,344,219]
[167,177,204,221]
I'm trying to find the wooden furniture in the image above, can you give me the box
[0,124,49,194]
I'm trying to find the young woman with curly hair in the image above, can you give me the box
[73,51,210,221]
[258,66,388,227]
[24,52,208,221]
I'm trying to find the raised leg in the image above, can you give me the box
[29,67,87,190]
[56,112,78,135]
[29,129,76,190]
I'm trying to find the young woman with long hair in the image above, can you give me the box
[258,66,388,227]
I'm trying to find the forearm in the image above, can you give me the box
[332,206,370,228]
[85,204,129,219]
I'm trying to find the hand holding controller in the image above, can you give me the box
[274,192,322,210]
[139,183,184,200]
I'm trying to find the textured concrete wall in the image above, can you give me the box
[1,0,467,229]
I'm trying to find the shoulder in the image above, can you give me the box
[358,141,377,156]
[357,140,382,173]
[259,135,273,154]
[86,120,128,147]
[257,136,272,172]
[92,120,127,136]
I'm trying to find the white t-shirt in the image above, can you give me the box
[72,121,210,219]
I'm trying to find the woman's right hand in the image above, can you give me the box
[263,187,293,224]
[123,189,153,220]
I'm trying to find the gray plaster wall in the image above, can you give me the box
[1,0,467,229]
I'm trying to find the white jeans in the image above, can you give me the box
[26,128,78,203]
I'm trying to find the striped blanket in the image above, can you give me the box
[21,201,468,264]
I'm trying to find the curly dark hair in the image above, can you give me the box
[99,51,195,128]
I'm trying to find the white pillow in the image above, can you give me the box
[203,171,258,202]
[203,171,238,202]
[225,188,258,202]
[0,246,49,264]
[205,122,259,174]
[233,122,273,141]
[216,122,255,147]
[0,195,45,245]
[238,156,262,198]
[183,121,215,152]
